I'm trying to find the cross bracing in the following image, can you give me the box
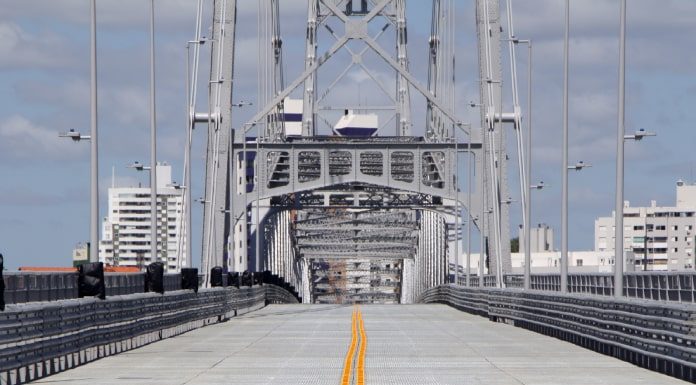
[193,0,523,303]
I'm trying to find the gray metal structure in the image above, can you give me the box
[200,0,238,283]
[194,0,522,300]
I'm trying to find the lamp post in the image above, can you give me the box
[149,0,158,266]
[614,0,657,297]
[561,0,570,293]
[61,0,100,263]
[89,0,98,264]
[560,0,592,293]
[561,0,570,294]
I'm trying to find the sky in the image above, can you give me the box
[1,0,695,270]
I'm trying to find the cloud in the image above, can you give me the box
[0,21,76,70]
[0,115,87,161]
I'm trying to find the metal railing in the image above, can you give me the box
[419,284,696,383]
[3,272,191,305]
[454,271,696,303]
[0,284,297,385]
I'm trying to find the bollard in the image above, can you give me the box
[241,271,252,287]
[228,272,240,288]
[261,271,272,285]
[78,262,106,300]
[145,262,165,294]
[210,266,224,287]
[181,268,198,293]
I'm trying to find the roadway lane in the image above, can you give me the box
[34,304,688,385]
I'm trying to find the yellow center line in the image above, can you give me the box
[341,307,359,385]
[356,309,367,385]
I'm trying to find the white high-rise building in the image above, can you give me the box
[99,163,187,272]
[594,180,696,271]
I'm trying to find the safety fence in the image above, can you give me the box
[419,284,696,383]
[0,284,298,385]
[456,271,696,303]
[3,272,183,305]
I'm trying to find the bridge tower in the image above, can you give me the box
[195,0,519,300]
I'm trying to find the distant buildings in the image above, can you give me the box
[509,251,635,274]
[99,163,186,272]
[594,181,696,271]
[518,223,554,253]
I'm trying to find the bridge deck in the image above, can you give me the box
[35,304,687,384]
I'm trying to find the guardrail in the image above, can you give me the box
[3,270,300,306]
[0,284,298,385]
[419,284,696,383]
[2,272,185,305]
[455,272,696,303]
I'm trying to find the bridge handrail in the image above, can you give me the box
[0,284,297,384]
[456,272,696,303]
[2,272,185,305]
[419,284,696,382]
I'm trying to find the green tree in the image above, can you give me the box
[510,237,519,253]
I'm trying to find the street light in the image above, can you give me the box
[561,0,570,294]
[149,0,158,267]
[559,0,592,293]
[58,0,99,264]
[624,128,655,141]
[59,129,91,142]
[568,161,592,172]
[232,100,253,108]
[167,182,185,190]
[613,0,657,298]
[127,161,151,172]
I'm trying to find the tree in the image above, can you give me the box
[510,237,519,253]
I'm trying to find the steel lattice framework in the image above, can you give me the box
[190,0,526,302]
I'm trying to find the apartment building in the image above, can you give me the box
[99,163,186,272]
[594,181,696,271]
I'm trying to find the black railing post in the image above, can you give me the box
[145,262,165,294]
[78,261,106,300]
[181,268,198,292]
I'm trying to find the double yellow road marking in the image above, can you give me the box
[341,306,367,385]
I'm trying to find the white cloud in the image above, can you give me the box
[0,21,75,69]
[0,115,87,161]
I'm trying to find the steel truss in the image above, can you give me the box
[194,0,523,302]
